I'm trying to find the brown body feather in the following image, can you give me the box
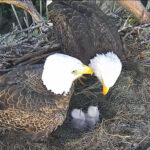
[0,65,74,139]
[48,0,124,64]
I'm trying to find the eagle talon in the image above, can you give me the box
[75,75,87,86]
[81,75,87,80]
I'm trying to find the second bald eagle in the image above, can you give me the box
[48,0,124,95]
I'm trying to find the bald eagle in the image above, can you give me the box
[0,53,93,140]
[48,0,124,95]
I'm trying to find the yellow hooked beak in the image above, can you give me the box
[100,79,110,95]
[103,85,110,95]
[73,65,93,76]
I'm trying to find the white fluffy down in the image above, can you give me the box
[85,106,100,129]
[71,109,85,120]
[71,106,100,130]
[89,52,122,87]
[71,109,86,130]
[42,53,83,95]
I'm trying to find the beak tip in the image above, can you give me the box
[102,92,108,96]
[102,86,110,96]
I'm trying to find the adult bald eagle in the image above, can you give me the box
[48,0,124,95]
[0,53,93,140]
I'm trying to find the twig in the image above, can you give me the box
[0,24,46,49]
[118,16,131,32]
[17,53,50,66]
[122,29,137,42]
[6,43,60,65]
[127,79,133,90]
[0,28,18,43]
[1,24,42,40]
[138,131,150,145]
[0,140,6,147]
[11,4,23,31]
[0,36,32,49]
[46,0,49,20]
[0,54,16,58]
[119,21,150,33]
[24,10,29,28]
[134,22,150,29]
[101,119,131,139]
[102,129,131,138]
[0,68,14,75]
[143,101,150,104]
[34,39,45,49]
[40,0,42,16]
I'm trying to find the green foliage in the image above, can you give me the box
[3,34,16,43]
[32,28,39,36]
[123,12,139,25]
[129,18,138,24]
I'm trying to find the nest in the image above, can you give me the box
[0,1,150,150]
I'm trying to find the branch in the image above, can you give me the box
[11,4,23,30]
[0,0,43,23]
[4,43,60,66]
[117,0,150,24]
[0,36,32,49]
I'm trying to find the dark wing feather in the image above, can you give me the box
[48,0,124,64]
[0,64,73,138]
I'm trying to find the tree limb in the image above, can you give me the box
[117,0,150,24]
[0,0,43,23]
